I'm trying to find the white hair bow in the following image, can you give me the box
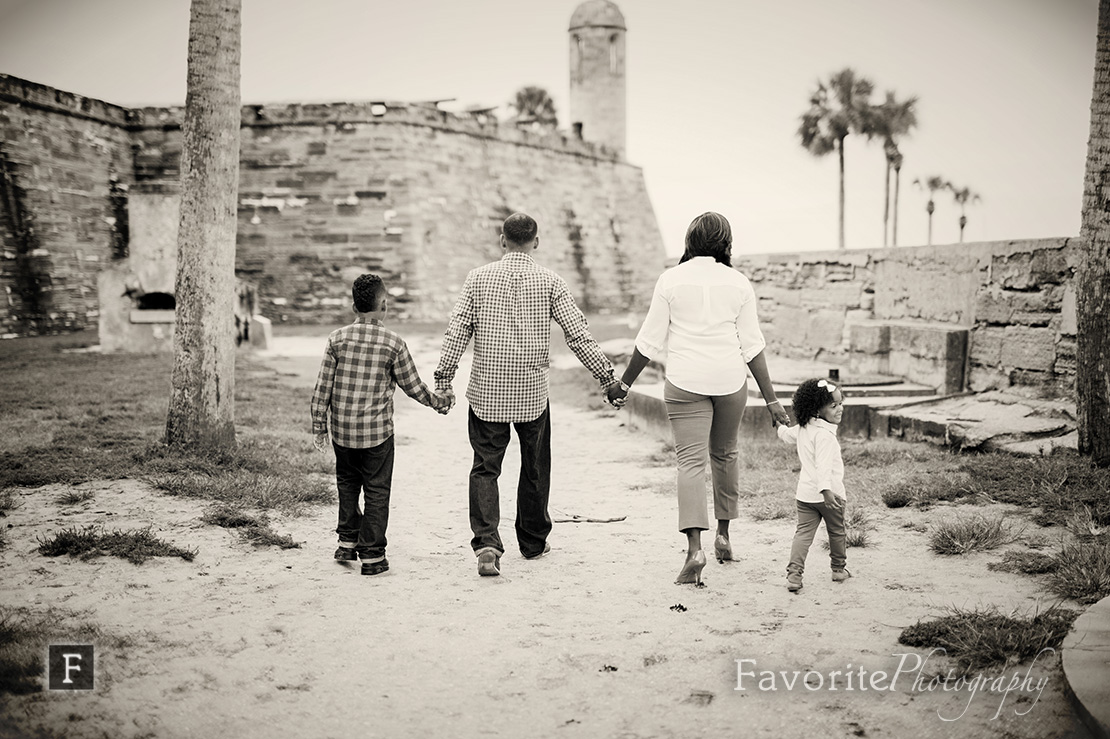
[817,379,838,393]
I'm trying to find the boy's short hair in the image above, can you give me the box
[353,274,385,313]
[502,212,538,246]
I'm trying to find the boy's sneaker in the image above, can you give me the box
[360,556,389,576]
[477,548,501,576]
[832,568,852,582]
[786,572,803,592]
[334,546,358,562]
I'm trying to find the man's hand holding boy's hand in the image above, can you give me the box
[313,431,329,452]
[432,388,455,415]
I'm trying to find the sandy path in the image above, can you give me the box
[0,334,1091,739]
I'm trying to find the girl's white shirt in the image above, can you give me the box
[776,419,846,503]
[634,257,766,396]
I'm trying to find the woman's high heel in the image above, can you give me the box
[714,535,733,562]
[675,550,707,585]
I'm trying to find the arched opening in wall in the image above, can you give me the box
[609,35,618,74]
[137,292,175,310]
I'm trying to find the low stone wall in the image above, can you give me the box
[734,238,1078,399]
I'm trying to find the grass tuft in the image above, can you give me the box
[749,501,792,521]
[55,490,95,506]
[929,514,1024,555]
[37,525,197,564]
[987,550,1059,575]
[201,503,301,550]
[1047,540,1110,604]
[897,605,1079,673]
[146,471,332,514]
[881,487,913,508]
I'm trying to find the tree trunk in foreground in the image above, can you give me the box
[1078,0,1110,466]
[165,0,242,449]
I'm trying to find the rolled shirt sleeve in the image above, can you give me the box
[634,276,670,360]
[735,275,767,363]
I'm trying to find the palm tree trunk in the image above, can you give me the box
[165,0,242,449]
[893,165,902,246]
[883,161,891,247]
[838,137,846,250]
[1077,0,1110,465]
[927,207,933,246]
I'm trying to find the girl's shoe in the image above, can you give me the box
[832,568,852,582]
[714,535,733,562]
[786,572,803,591]
[675,550,707,585]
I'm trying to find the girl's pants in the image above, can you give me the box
[664,379,747,532]
[788,499,847,573]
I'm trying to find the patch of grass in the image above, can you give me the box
[987,550,1059,575]
[898,605,1079,673]
[201,503,301,550]
[929,514,1024,555]
[1065,505,1107,542]
[1047,540,1110,604]
[37,525,197,564]
[882,487,913,508]
[750,501,792,521]
[0,488,17,512]
[823,506,873,549]
[55,490,95,506]
[148,471,332,514]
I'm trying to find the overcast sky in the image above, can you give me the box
[0,0,1098,257]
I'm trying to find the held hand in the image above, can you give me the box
[821,490,844,512]
[313,431,329,452]
[767,402,791,428]
[606,383,628,409]
[431,390,453,415]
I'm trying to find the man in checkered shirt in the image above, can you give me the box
[311,274,448,576]
[435,213,628,577]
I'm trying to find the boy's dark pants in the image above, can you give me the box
[333,436,394,560]
[788,499,847,574]
[467,405,551,558]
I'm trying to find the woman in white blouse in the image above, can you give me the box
[616,212,791,585]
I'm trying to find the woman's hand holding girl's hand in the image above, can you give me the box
[767,402,791,428]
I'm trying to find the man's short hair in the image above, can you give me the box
[502,213,538,246]
[353,273,385,313]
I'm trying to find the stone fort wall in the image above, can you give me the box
[0,74,666,335]
[0,74,134,337]
[735,237,1079,399]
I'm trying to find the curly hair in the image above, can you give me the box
[352,273,385,313]
[791,377,839,427]
[679,211,732,266]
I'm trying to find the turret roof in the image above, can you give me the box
[569,0,626,30]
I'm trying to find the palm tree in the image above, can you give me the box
[1077,0,1110,465]
[913,176,948,246]
[871,92,918,246]
[948,184,981,243]
[165,0,242,449]
[510,86,558,129]
[798,68,875,250]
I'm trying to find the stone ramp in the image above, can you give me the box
[1062,595,1110,739]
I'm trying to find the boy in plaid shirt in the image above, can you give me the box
[311,274,447,575]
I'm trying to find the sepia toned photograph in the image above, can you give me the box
[1,1,1108,737]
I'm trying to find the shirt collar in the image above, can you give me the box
[811,418,839,432]
[356,316,383,326]
[501,251,536,263]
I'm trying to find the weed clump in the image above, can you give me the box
[37,525,196,564]
[929,514,1024,555]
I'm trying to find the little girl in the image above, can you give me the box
[776,378,850,592]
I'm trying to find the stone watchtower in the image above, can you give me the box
[569,0,627,157]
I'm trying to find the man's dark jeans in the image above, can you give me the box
[468,405,551,558]
[333,436,395,560]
